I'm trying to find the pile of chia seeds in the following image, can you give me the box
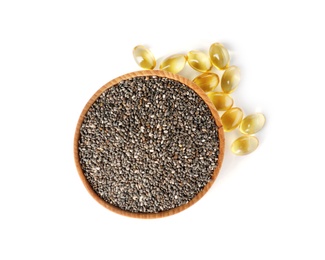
[78,75,220,213]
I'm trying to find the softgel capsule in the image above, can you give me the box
[133,43,265,155]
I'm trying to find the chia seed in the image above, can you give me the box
[78,75,220,213]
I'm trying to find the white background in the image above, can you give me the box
[1,0,324,259]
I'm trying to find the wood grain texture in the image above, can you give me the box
[74,70,224,219]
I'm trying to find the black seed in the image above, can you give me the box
[78,76,220,213]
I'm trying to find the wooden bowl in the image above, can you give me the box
[74,70,224,218]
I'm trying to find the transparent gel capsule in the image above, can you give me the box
[207,92,233,111]
[239,113,266,134]
[193,72,219,92]
[133,45,156,70]
[159,54,187,74]
[209,42,230,70]
[221,107,243,132]
[221,66,240,93]
[231,135,259,155]
[187,50,212,72]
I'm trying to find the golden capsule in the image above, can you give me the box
[221,66,240,93]
[159,54,187,74]
[193,72,219,92]
[207,92,233,111]
[239,113,266,135]
[221,107,244,132]
[209,42,230,70]
[133,45,156,70]
[187,50,212,72]
[231,135,259,156]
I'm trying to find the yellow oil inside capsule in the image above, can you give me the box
[221,66,240,93]
[207,92,233,111]
[239,113,266,134]
[231,135,259,155]
[193,72,219,92]
[187,50,212,72]
[209,42,230,70]
[133,45,156,70]
[159,54,187,74]
[221,107,243,132]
